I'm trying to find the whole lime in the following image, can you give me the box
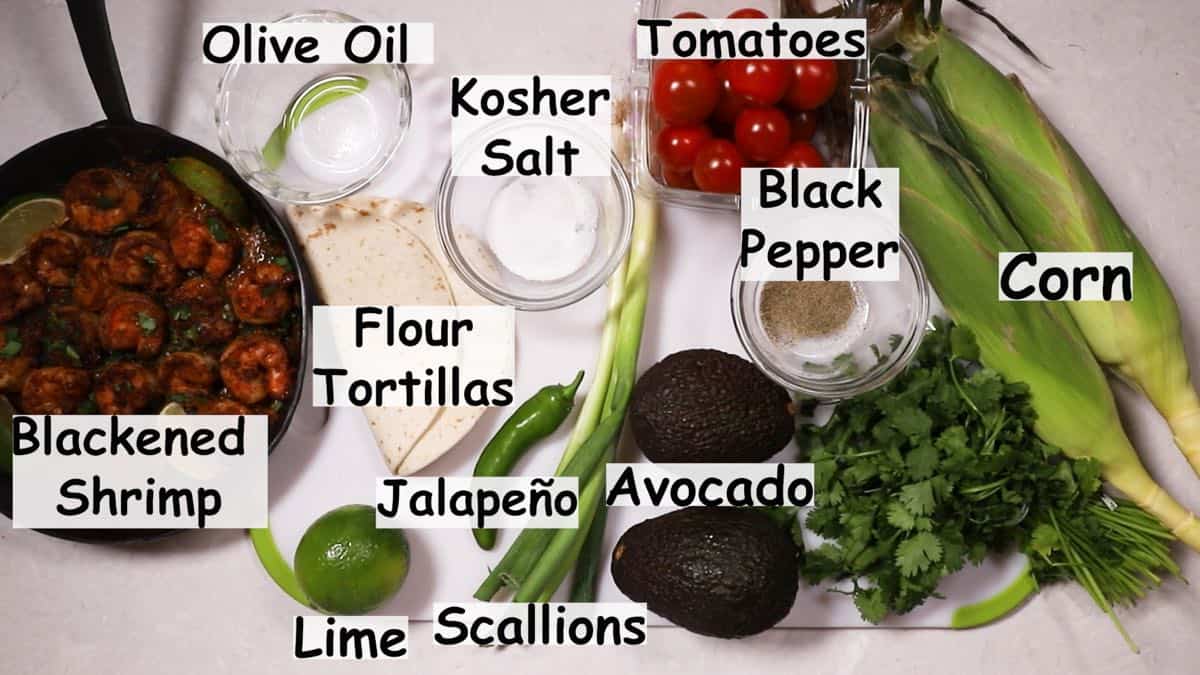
[294,505,410,615]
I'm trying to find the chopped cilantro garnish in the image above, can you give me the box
[206,216,230,243]
[271,255,293,271]
[136,312,157,335]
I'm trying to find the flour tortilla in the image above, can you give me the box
[286,198,496,475]
[326,197,497,475]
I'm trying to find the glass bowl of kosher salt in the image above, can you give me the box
[435,118,634,311]
[730,233,930,401]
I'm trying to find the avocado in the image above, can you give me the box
[629,349,794,463]
[611,507,800,638]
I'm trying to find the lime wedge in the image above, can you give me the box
[262,74,369,171]
[0,196,67,262]
[167,157,251,225]
[160,401,187,415]
[0,394,14,474]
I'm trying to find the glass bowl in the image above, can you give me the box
[731,234,930,400]
[214,10,411,204]
[435,119,634,311]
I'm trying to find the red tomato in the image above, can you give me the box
[656,124,712,171]
[693,139,744,194]
[662,167,698,190]
[673,10,706,18]
[725,59,790,106]
[791,109,819,141]
[711,61,746,126]
[783,59,839,111]
[734,107,790,163]
[727,8,768,18]
[771,141,826,169]
[652,60,720,125]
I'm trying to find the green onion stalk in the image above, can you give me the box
[475,191,659,603]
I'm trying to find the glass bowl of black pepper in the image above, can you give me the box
[730,233,930,401]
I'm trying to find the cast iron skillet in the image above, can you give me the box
[0,0,312,543]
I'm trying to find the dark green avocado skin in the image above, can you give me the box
[611,507,800,638]
[629,349,794,463]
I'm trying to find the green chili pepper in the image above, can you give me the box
[472,370,585,550]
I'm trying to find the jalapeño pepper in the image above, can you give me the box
[471,370,585,550]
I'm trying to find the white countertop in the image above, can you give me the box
[2,1,1199,673]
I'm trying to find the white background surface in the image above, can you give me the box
[2,1,1200,673]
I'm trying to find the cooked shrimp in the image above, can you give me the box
[94,361,160,414]
[0,262,45,322]
[0,323,39,392]
[169,212,238,277]
[108,231,179,293]
[196,396,250,415]
[135,172,189,228]
[64,168,141,235]
[166,277,237,346]
[227,261,295,325]
[41,305,102,368]
[26,229,84,287]
[219,333,291,404]
[73,256,113,311]
[158,351,217,397]
[99,292,166,359]
[20,366,91,414]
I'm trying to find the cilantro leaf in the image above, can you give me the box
[854,587,889,624]
[896,532,943,577]
[886,502,917,531]
[899,481,936,516]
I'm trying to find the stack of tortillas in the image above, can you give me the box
[287,196,497,475]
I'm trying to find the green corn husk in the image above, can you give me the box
[869,77,1200,552]
[899,7,1200,476]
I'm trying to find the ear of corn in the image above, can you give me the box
[900,13,1200,476]
[869,77,1200,551]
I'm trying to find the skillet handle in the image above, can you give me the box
[67,0,134,123]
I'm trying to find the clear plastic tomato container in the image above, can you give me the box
[629,0,869,210]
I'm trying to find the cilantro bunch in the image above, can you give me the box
[798,319,1180,636]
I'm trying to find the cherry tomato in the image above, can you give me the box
[726,59,790,106]
[711,61,747,126]
[734,107,790,163]
[674,10,706,18]
[656,124,712,171]
[728,8,768,18]
[662,167,698,190]
[791,109,819,141]
[771,141,826,169]
[783,59,839,111]
[693,139,744,194]
[652,60,720,125]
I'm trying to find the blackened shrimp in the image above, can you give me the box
[99,292,166,359]
[94,361,160,414]
[136,172,188,228]
[108,231,179,293]
[196,396,250,415]
[227,261,295,325]
[158,351,217,397]
[73,255,114,311]
[0,323,39,392]
[64,168,141,235]
[167,277,237,346]
[20,366,91,414]
[169,213,238,277]
[0,262,45,322]
[26,229,84,287]
[41,305,103,368]
[219,333,291,404]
